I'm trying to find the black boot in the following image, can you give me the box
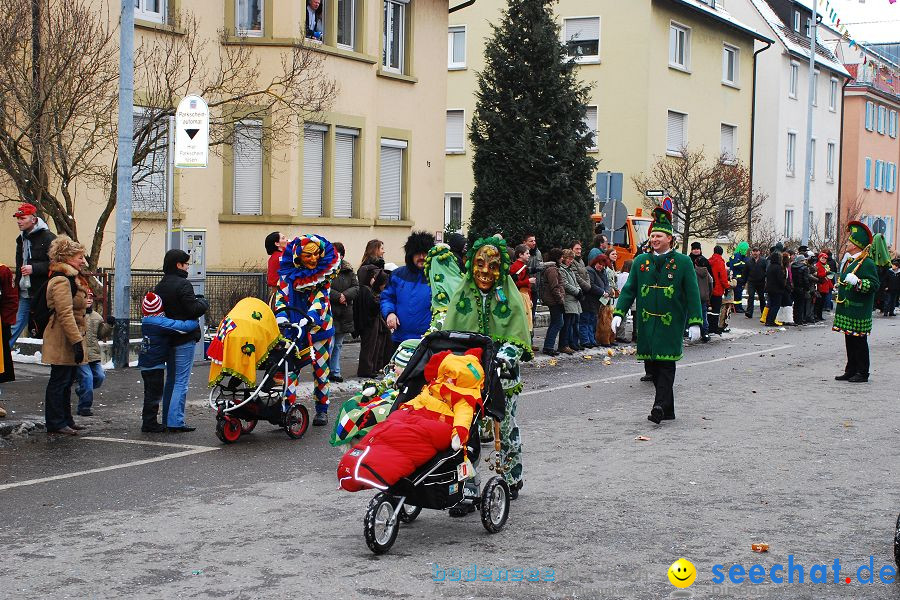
[648,405,664,424]
[835,373,854,381]
[847,374,869,383]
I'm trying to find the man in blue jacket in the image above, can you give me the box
[381,231,434,350]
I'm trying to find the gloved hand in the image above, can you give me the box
[451,432,461,451]
[844,273,859,287]
[688,325,701,342]
[611,315,622,334]
[451,426,467,451]
[73,342,85,364]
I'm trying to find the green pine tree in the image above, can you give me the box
[468,0,597,251]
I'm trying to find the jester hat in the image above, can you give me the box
[278,234,340,291]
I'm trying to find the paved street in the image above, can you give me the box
[2,318,899,599]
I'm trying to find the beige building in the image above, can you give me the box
[0,0,450,270]
[445,0,772,239]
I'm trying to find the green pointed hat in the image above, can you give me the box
[649,207,674,236]
[847,220,872,250]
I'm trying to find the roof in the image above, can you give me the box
[750,0,851,77]
[667,0,775,43]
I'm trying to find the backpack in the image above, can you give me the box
[31,273,77,338]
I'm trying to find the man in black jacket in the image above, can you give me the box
[154,249,208,431]
[743,247,767,319]
[11,203,56,347]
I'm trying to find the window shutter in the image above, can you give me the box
[865,157,872,189]
[379,142,404,220]
[667,111,685,153]
[565,17,599,43]
[720,124,735,160]
[446,110,464,152]
[233,120,263,215]
[302,125,326,217]
[333,129,357,218]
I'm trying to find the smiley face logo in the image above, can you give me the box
[667,558,696,588]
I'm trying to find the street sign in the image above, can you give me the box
[596,172,623,202]
[645,189,666,197]
[174,95,209,168]
[598,200,628,231]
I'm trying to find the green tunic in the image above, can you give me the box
[613,250,703,361]
[833,254,878,336]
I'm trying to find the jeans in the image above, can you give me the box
[578,311,598,346]
[9,296,31,348]
[699,303,709,335]
[882,291,898,315]
[744,282,766,318]
[824,290,834,311]
[329,333,346,377]
[162,342,195,428]
[542,305,564,351]
[45,364,77,431]
[561,313,580,349]
[75,361,106,412]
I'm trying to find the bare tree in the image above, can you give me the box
[0,0,336,270]
[836,191,866,256]
[631,146,766,254]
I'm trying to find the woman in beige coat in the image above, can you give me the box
[42,236,90,435]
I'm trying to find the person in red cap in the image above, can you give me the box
[11,202,56,347]
[0,260,18,417]
[137,291,200,432]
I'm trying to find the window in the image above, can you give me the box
[669,23,690,70]
[584,106,598,150]
[334,127,358,218]
[444,193,463,232]
[236,0,263,36]
[132,109,167,213]
[302,124,327,217]
[666,110,687,154]
[865,101,874,130]
[878,105,886,134]
[383,0,408,73]
[825,212,834,241]
[829,78,838,111]
[789,63,799,98]
[379,139,406,220]
[786,131,797,176]
[722,45,738,85]
[864,157,872,189]
[564,17,600,62]
[890,110,898,138]
[136,0,166,24]
[720,123,736,163]
[337,0,356,48]
[448,26,466,69]
[826,141,835,182]
[784,209,794,239]
[233,120,263,215]
[793,10,800,32]
[875,160,884,191]
[812,71,818,106]
[445,109,465,153]
[809,138,816,180]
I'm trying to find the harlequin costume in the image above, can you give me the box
[613,208,702,423]
[273,235,340,422]
[424,243,464,331]
[443,236,533,495]
[337,350,484,492]
[833,221,889,383]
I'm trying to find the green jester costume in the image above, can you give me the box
[613,207,702,423]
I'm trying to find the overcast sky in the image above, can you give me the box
[808,0,900,43]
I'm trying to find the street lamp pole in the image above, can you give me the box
[801,2,818,246]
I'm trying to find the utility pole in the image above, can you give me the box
[801,2,818,246]
[112,0,134,368]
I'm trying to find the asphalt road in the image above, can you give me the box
[2,318,899,599]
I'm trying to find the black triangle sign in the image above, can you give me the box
[185,128,200,140]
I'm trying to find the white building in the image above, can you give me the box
[729,0,849,243]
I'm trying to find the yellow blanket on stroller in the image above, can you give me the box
[208,297,281,387]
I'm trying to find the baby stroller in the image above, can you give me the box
[207,299,313,444]
[359,330,511,554]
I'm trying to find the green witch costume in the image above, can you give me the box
[423,243,464,331]
[443,236,532,493]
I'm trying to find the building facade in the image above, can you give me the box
[445,0,768,240]
[0,0,450,271]
[729,0,849,245]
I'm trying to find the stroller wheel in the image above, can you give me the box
[241,419,258,434]
[480,476,510,533]
[215,415,242,444]
[398,504,421,524]
[364,493,399,554]
[894,512,900,568]
[284,404,309,439]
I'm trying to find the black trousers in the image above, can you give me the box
[765,293,782,325]
[646,360,676,418]
[708,296,723,334]
[45,365,77,431]
[745,282,766,317]
[844,335,870,377]
[142,369,165,427]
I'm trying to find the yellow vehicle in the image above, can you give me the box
[591,208,653,270]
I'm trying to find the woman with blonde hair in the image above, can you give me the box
[42,236,91,435]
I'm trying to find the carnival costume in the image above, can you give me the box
[424,243,465,331]
[833,221,889,382]
[443,236,533,491]
[613,208,702,423]
[274,235,340,417]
